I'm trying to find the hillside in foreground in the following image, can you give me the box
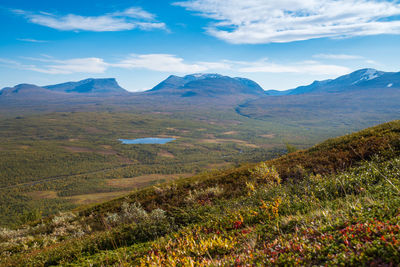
[1,120,400,266]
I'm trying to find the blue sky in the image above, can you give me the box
[1,0,400,91]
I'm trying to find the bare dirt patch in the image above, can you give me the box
[64,146,94,153]
[240,143,259,148]
[181,142,195,148]
[158,150,175,158]
[166,128,189,134]
[66,191,131,205]
[97,149,117,155]
[130,129,145,133]
[106,173,192,189]
[204,133,216,139]
[260,143,281,149]
[84,127,106,134]
[97,145,119,155]
[150,112,172,115]
[157,135,180,139]
[200,139,219,144]
[199,138,259,148]
[260,134,276,138]
[27,191,58,200]
[115,154,134,164]
[222,131,238,135]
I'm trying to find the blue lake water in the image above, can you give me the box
[119,138,176,144]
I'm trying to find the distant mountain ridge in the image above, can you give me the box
[43,78,127,94]
[267,68,400,95]
[237,68,400,129]
[0,84,65,97]
[0,78,128,97]
[147,73,266,97]
[2,68,399,101]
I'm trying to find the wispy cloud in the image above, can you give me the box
[112,54,226,73]
[235,59,350,75]
[17,38,48,43]
[1,57,108,74]
[0,54,350,77]
[174,0,400,44]
[13,7,166,32]
[0,58,44,73]
[313,54,364,60]
[34,58,108,74]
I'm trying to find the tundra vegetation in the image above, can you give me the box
[0,120,399,266]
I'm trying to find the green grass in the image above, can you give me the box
[1,120,400,266]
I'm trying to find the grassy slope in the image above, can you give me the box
[1,120,400,266]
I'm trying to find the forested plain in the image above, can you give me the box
[0,110,287,226]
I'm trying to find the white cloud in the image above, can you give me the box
[174,0,400,44]
[2,54,224,75]
[17,38,47,43]
[113,7,155,20]
[0,58,43,72]
[196,61,232,70]
[365,59,378,64]
[1,54,350,77]
[36,58,108,74]
[114,54,213,73]
[0,57,108,74]
[237,59,350,75]
[14,7,166,32]
[313,54,363,60]
[114,54,349,75]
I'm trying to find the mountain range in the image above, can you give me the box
[1,68,400,123]
[0,78,127,97]
[1,68,399,100]
[43,78,127,94]
[266,68,400,95]
[237,68,400,130]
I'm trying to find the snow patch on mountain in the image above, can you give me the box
[192,74,205,78]
[189,73,223,79]
[352,69,381,84]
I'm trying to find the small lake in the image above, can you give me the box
[119,138,176,144]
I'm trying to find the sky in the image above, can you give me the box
[1,0,400,92]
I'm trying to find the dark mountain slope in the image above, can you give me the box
[266,68,400,95]
[0,84,66,98]
[44,78,128,94]
[147,73,266,97]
